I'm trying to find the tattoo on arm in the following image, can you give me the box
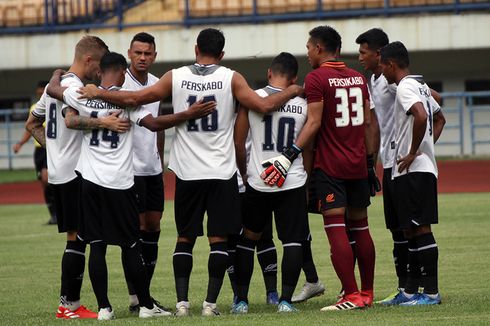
[65,108,103,130]
[31,125,46,147]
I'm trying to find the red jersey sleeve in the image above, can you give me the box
[304,71,324,104]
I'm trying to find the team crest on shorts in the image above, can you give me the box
[326,193,335,203]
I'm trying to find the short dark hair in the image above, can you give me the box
[309,25,342,54]
[130,32,156,48]
[270,52,298,81]
[100,52,128,72]
[197,28,225,58]
[380,41,410,69]
[37,80,48,88]
[355,28,389,51]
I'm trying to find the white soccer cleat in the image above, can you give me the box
[174,301,190,317]
[201,301,220,316]
[97,307,115,320]
[139,303,173,318]
[292,281,326,303]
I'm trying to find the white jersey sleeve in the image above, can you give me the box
[393,76,438,179]
[123,71,163,176]
[44,73,84,184]
[31,85,48,118]
[169,64,237,180]
[247,86,308,192]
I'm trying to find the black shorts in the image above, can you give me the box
[239,192,274,240]
[395,172,438,229]
[79,178,139,247]
[134,173,164,214]
[33,147,47,179]
[382,168,400,230]
[243,184,310,243]
[312,168,370,211]
[174,174,241,238]
[51,176,81,233]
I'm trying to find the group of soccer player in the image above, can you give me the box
[24,24,445,320]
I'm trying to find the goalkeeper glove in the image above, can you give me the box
[367,154,381,196]
[260,144,302,187]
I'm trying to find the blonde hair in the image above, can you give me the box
[75,35,109,61]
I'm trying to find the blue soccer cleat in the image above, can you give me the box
[230,301,248,314]
[277,301,298,313]
[266,291,279,305]
[400,293,441,306]
[378,290,416,306]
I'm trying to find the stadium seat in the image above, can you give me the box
[4,1,22,27]
[210,0,226,15]
[287,0,318,12]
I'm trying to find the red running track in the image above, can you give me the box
[1,160,489,205]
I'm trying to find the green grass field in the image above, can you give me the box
[1,194,489,325]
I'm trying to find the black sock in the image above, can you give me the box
[61,238,86,302]
[206,242,229,303]
[279,243,303,303]
[392,230,408,289]
[121,245,152,309]
[347,228,357,268]
[89,242,110,309]
[415,232,439,294]
[173,241,194,302]
[301,240,319,283]
[140,230,160,282]
[235,237,256,303]
[256,239,277,294]
[405,238,420,295]
[227,235,239,297]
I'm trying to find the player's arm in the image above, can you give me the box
[25,113,45,147]
[64,107,131,133]
[364,102,381,196]
[157,105,166,170]
[139,99,216,131]
[46,69,67,101]
[231,72,303,114]
[433,109,446,144]
[13,130,32,153]
[430,89,442,106]
[397,102,428,173]
[78,71,173,107]
[234,105,250,182]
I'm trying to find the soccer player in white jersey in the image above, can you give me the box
[47,51,214,320]
[25,36,126,320]
[379,41,445,306]
[357,29,445,305]
[77,28,303,317]
[121,32,169,313]
[233,52,311,313]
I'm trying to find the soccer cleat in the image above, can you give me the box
[292,281,326,303]
[97,307,115,320]
[231,301,248,314]
[378,290,415,306]
[375,289,402,304]
[174,301,190,317]
[128,304,139,314]
[399,293,441,306]
[231,295,238,310]
[277,301,298,313]
[320,292,365,311]
[202,301,220,316]
[361,290,374,307]
[139,303,173,318]
[151,297,173,314]
[67,305,98,319]
[266,291,279,305]
[56,306,67,319]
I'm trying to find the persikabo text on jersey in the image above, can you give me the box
[328,76,365,87]
[180,80,223,91]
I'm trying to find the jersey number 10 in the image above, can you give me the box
[186,95,218,132]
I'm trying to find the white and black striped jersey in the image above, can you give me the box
[169,63,237,180]
[370,74,397,169]
[31,73,83,185]
[62,86,151,189]
[123,69,162,176]
[247,85,308,192]
[393,75,441,179]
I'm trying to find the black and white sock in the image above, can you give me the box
[256,239,277,294]
[121,243,152,309]
[392,230,408,289]
[140,230,160,282]
[89,241,110,309]
[415,232,439,295]
[226,235,239,297]
[405,238,420,295]
[205,242,229,303]
[280,243,302,303]
[235,237,256,303]
[60,238,86,310]
[301,240,319,284]
[173,241,194,302]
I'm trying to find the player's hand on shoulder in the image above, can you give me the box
[77,84,99,99]
[102,110,131,133]
[288,84,304,98]
[186,99,216,119]
[52,69,66,79]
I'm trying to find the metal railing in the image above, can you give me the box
[1,91,490,169]
[0,0,489,34]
